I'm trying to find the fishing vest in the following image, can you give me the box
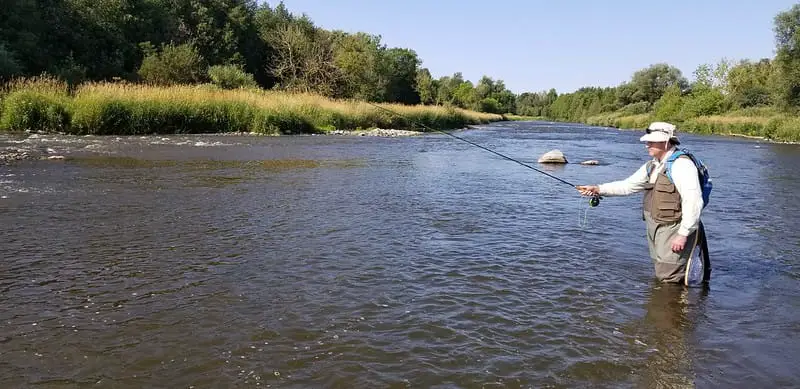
[642,156,688,224]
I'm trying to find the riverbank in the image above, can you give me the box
[583,108,800,144]
[0,78,504,136]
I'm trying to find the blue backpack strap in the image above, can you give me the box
[665,148,712,208]
[665,149,690,182]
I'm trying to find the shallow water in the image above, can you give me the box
[1,122,799,388]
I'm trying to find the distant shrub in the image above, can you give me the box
[137,42,206,86]
[619,101,650,115]
[208,64,258,90]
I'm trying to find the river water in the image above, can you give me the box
[1,122,798,388]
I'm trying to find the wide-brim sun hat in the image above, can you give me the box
[640,121,679,144]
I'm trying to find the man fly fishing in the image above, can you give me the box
[367,103,712,286]
[576,122,712,286]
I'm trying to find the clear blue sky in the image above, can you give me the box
[274,0,798,94]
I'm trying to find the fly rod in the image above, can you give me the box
[365,101,602,207]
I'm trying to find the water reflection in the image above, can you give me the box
[634,282,709,389]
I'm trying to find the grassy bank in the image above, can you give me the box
[504,114,547,121]
[0,78,504,135]
[585,107,800,143]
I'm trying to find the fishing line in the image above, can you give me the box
[577,195,599,229]
[365,101,603,209]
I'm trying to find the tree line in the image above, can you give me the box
[518,4,800,124]
[0,0,516,113]
[3,1,800,121]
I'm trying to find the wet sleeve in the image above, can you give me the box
[671,158,703,236]
[598,163,649,196]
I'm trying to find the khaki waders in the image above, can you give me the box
[644,211,710,284]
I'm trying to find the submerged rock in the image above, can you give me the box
[538,149,568,164]
[580,160,599,165]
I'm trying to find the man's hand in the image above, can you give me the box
[576,185,599,197]
[671,235,687,252]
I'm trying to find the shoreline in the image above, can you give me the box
[3,122,797,167]
[0,81,504,136]
[537,117,800,145]
[613,126,800,145]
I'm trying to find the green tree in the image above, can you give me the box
[693,58,730,93]
[773,4,800,109]
[266,23,340,95]
[379,48,421,104]
[628,63,688,104]
[415,68,435,105]
[727,58,775,108]
[137,42,206,85]
[653,85,685,121]
[451,81,477,109]
[331,32,383,100]
[435,72,465,106]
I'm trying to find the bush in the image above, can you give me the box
[680,88,727,118]
[619,101,651,115]
[652,85,684,121]
[478,97,502,114]
[137,42,206,86]
[208,64,258,90]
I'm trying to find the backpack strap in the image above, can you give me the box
[665,149,691,182]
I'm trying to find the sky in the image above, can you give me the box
[272,0,799,95]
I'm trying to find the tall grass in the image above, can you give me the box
[586,109,800,143]
[0,76,72,133]
[1,78,504,135]
[585,112,652,130]
[682,114,800,142]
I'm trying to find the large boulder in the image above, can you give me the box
[538,149,567,164]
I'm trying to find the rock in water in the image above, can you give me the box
[581,160,599,165]
[538,150,567,164]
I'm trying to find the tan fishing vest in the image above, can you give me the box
[642,156,687,224]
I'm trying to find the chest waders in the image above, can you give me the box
[644,159,711,286]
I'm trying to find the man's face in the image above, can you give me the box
[645,141,668,159]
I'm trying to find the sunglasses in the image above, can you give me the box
[645,128,671,135]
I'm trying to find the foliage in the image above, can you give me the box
[727,59,775,108]
[0,44,23,80]
[415,68,435,105]
[208,64,258,89]
[773,4,800,109]
[680,86,728,118]
[3,0,800,142]
[137,42,206,85]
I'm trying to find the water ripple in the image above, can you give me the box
[1,126,799,388]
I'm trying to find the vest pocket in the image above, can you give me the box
[657,202,678,219]
[655,180,676,193]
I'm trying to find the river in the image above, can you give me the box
[1,122,798,388]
